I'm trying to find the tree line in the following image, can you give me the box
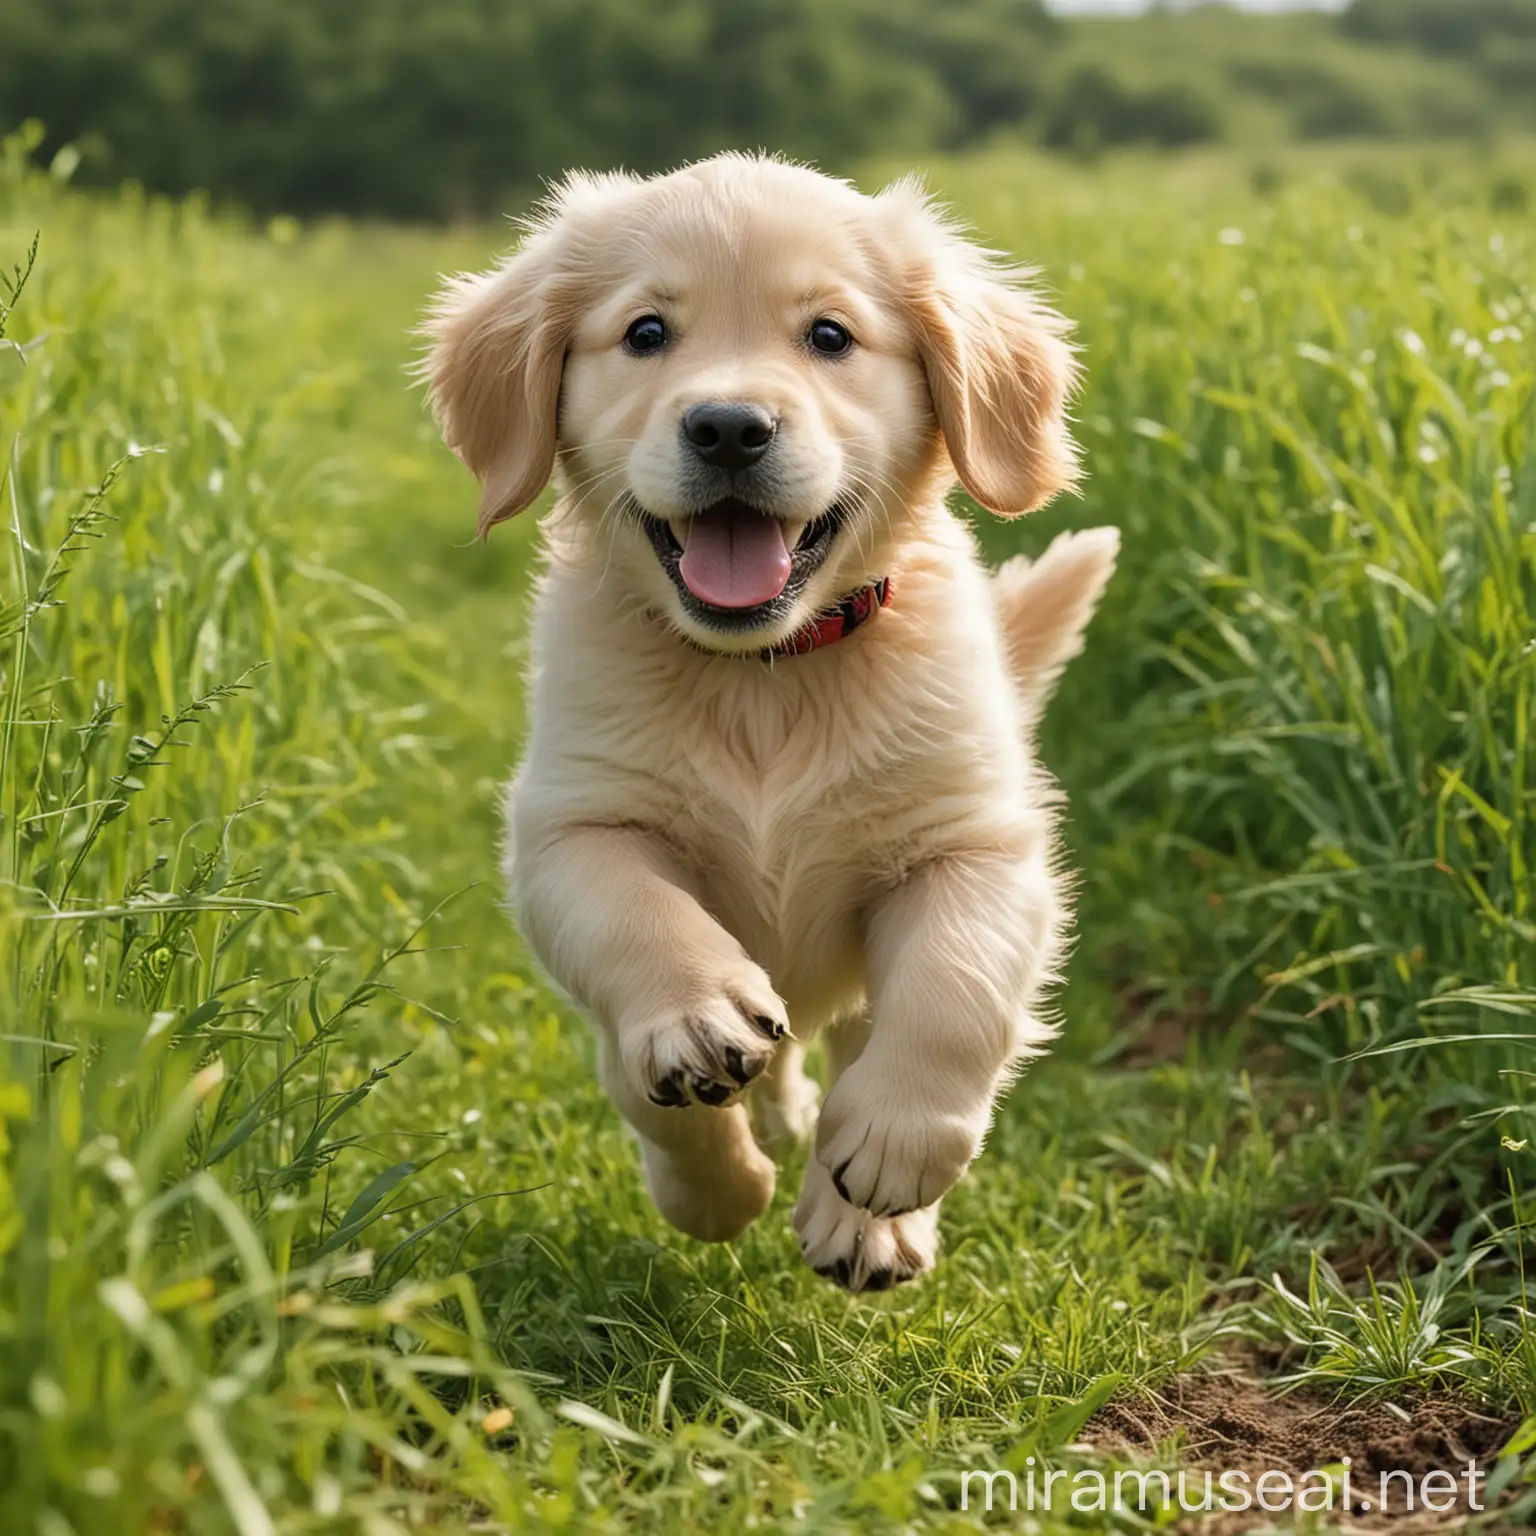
[2,0,1533,220]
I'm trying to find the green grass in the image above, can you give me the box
[3,132,1536,1531]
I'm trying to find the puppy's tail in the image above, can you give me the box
[993,526,1120,709]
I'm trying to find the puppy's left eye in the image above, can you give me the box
[807,319,853,357]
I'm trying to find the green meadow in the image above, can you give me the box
[3,129,1536,1529]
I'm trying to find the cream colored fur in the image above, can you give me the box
[424,153,1118,1291]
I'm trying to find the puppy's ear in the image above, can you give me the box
[882,182,1080,517]
[423,230,571,538]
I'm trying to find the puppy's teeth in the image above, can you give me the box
[782,519,809,550]
[668,517,691,549]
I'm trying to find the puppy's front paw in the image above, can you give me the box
[794,1158,938,1293]
[815,1062,983,1216]
[621,958,789,1110]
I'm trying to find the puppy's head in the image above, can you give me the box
[425,154,1080,654]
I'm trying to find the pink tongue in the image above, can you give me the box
[678,506,792,608]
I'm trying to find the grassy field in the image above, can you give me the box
[3,131,1536,1531]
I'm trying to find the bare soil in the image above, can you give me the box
[1084,1367,1521,1532]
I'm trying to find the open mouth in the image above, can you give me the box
[638,495,848,631]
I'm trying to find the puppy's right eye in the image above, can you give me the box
[624,315,667,355]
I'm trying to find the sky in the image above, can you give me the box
[1045,1,1346,13]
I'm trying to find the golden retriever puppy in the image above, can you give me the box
[425,153,1117,1291]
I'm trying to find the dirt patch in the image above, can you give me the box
[1116,1003,1201,1068]
[1107,979,1216,1068]
[1084,1368,1520,1532]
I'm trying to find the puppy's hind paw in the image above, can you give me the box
[749,1041,821,1148]
[621,958,789,1110]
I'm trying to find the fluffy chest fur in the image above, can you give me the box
[509,509,1040,1016]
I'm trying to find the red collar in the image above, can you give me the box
[763,577,892,660]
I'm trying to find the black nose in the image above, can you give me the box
[682,402,777,473]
